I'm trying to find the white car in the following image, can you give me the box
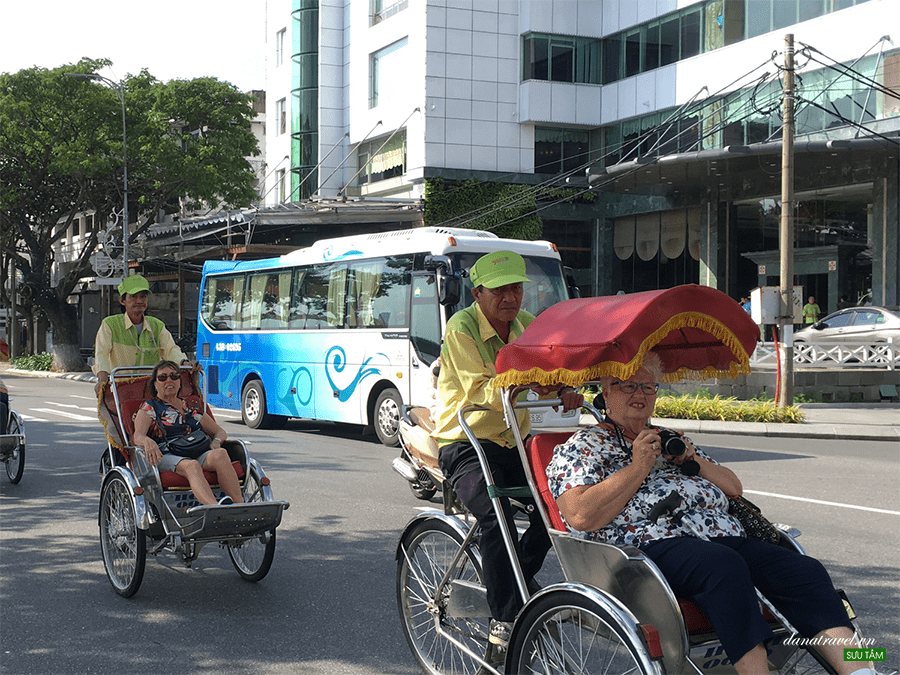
[794,306,900,344]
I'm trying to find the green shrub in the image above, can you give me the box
[653,393,805,424]
[11,352,53,371]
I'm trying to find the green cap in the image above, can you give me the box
[469,250,530,289]
[118,275,152,296]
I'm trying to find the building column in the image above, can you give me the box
[699,191,730,292]
[871,155,899,306]
[593,217,615,297]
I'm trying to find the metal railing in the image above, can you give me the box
[750,338,898,370]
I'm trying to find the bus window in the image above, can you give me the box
[348,257,411,328]
[258,271,291,330]
[202,274,245,331]
[288,269,308,329]
[245,272,267,329]
[327,265,348,327]
[410,273,440,364]
[304,266,331,329]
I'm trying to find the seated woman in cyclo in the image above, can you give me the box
[132,360,243,507]
[546,352,871,675]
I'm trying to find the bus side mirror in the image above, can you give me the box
[564,266,581,299]
[425,255,461,306]
[440,276,460,307]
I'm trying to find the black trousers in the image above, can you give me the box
[439,439,551,622]
[641,536,853,664]
[0,392,8,436]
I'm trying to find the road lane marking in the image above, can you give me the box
[51,402,96,412]
[31,408,97,422]
[745,489,900,516]
[20,415,48,422]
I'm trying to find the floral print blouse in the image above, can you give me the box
[546,424,744,547]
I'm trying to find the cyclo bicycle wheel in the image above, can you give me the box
[227,466,276,582]
[507,590,655,675]
[4,415,25,484]
[99,473,147,597]
[397,517,489,675]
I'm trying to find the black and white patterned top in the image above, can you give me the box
[546,425,744,547]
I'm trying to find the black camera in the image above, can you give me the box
[657,429,686,456]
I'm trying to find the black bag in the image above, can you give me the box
[165,432,211,459]
[728,495,780,545]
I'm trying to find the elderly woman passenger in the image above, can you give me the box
[547,352,868,675]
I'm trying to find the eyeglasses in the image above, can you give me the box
[156,373,180,382]
[611,380,659,395]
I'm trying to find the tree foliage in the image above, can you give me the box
[0,59,260,370]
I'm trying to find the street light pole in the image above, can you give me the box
[65,73,129,274]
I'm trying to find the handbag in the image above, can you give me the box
[728,495,780,545]
[165,432,211,459]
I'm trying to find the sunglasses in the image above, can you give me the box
[611,380,659,395]
[156,373,180,382]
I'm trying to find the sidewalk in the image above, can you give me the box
[3,365,898,441]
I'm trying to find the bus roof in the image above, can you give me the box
[201,227,561,276]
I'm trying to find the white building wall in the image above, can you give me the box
[264,0,292,206]
[269,0,898,202]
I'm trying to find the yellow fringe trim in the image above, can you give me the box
[96,375,148,450]
[495,311,752,388]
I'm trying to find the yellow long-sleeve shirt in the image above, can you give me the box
[93,313,187,377]
[433,303,534,448]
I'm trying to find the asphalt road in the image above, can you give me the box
[1,374,897,674]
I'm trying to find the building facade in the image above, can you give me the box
[265,0,899,311]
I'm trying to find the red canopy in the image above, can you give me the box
[495,285,760,387]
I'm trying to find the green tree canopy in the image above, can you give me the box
[0,59,260,370]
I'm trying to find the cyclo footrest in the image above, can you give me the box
[179,501,289,540]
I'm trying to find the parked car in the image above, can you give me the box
[794,306,900,344]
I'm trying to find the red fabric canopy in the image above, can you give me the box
[495,285,760,387]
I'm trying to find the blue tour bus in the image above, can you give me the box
[197,227,574,446]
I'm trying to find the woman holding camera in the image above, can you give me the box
[547,352,865,675]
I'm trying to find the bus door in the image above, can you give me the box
[409,272,442,407]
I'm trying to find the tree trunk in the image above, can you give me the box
[47,303,87,372]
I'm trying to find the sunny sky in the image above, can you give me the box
[1,0,267,92]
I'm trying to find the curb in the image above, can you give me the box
[2,368,97,383]
[576,414,895,442]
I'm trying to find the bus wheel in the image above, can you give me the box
[241,379,286,429]
[374,388,401,447]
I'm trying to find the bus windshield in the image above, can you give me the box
[448,253,569,317]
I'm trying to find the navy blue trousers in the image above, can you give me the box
[439,440,551,622]
[641,536,853,664]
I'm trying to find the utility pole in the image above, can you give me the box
[778,34,795,407]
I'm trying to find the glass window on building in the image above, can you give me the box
[276,98,287,136]
[370,38,408,108]
[372,0,408,25]
[276,28,286,67]
[522,34,602,84]
[534,127,600,174]
[357,131,407,185]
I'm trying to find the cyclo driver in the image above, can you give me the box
[432,250,583,670]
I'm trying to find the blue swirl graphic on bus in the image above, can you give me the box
[322,245,364,262]
[276,366,313,412]
[325,345,387,402]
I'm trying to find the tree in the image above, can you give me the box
[0,59,260,371]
